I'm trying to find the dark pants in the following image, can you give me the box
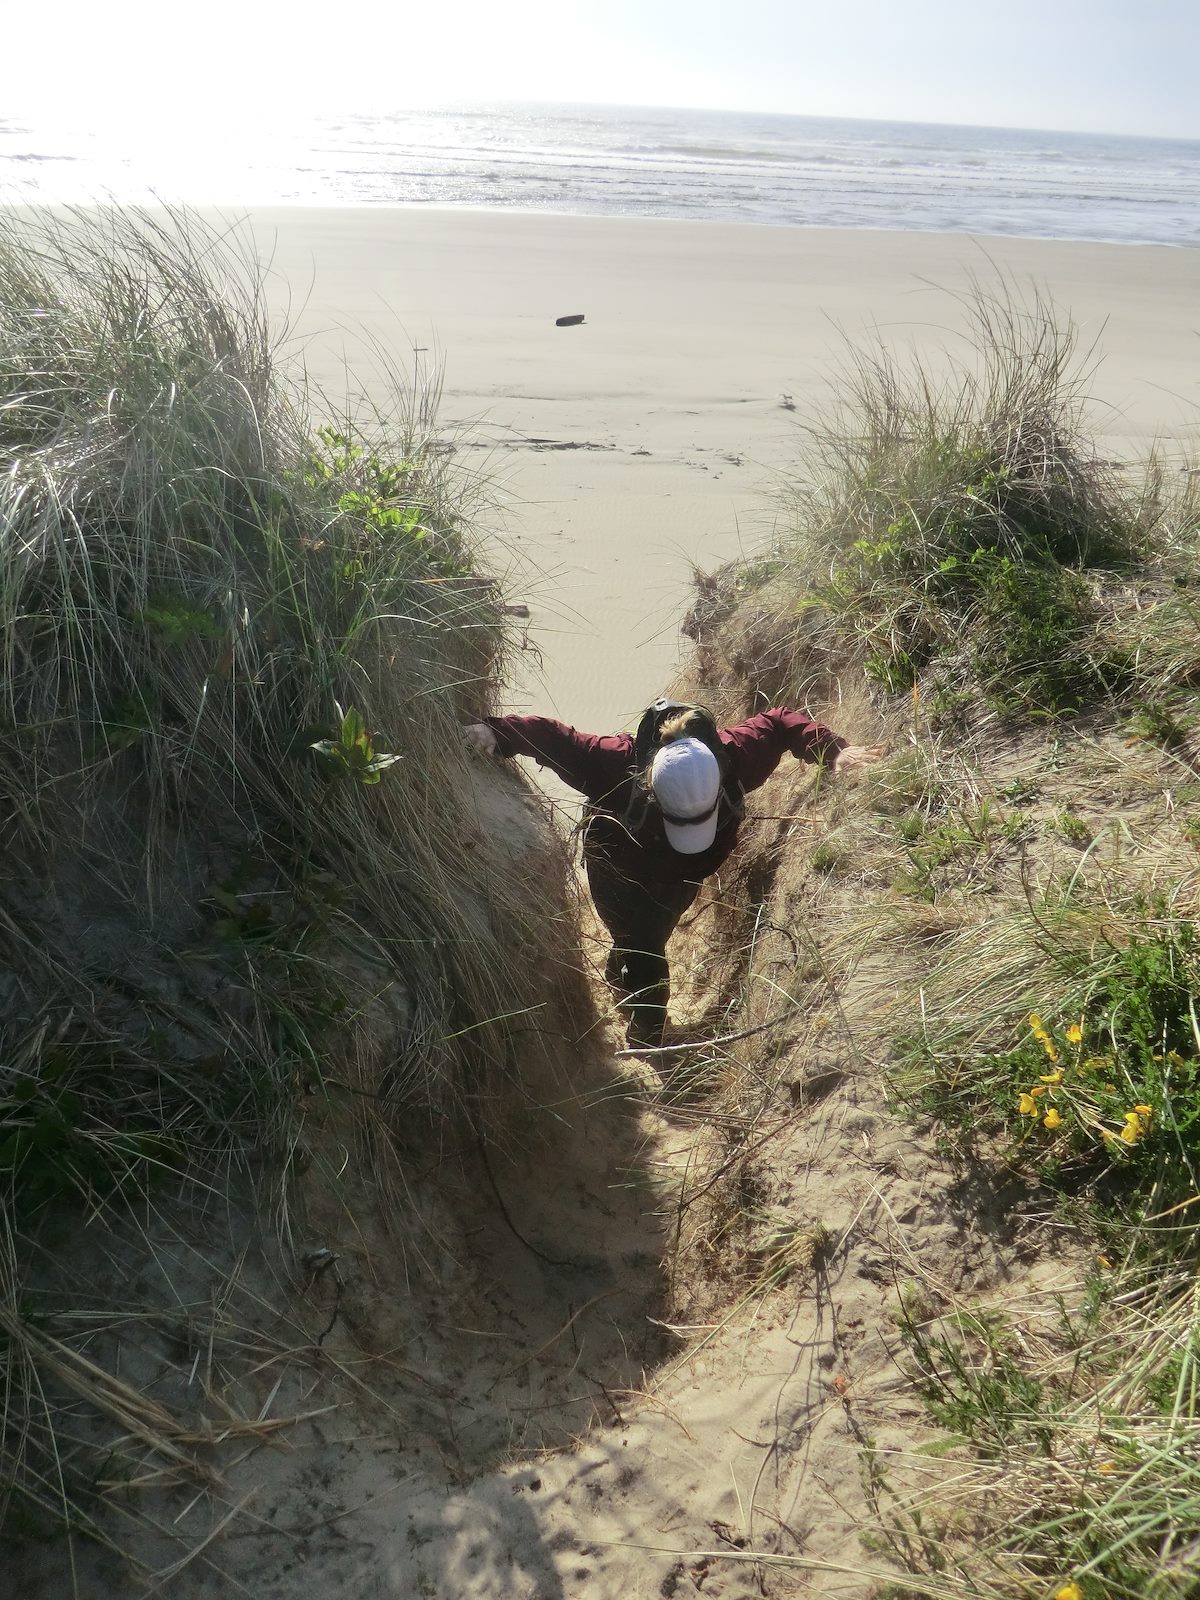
[584,820,700,1048]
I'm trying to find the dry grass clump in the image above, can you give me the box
[0,209,584,1551]
[685,284,1200,722]
[859,1259,1200,1600]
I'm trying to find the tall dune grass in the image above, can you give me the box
[0,208,583,1549]
[686,284,1199,719]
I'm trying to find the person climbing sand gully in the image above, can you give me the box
[465,699,883,1050]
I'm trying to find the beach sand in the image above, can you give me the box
[250,209,1200,734]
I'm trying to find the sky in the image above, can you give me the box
[1,0,1195,141]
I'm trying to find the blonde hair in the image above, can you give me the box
[657,708,712,745]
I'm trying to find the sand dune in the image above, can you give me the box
[9,203,1197,1600]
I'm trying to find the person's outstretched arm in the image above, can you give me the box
[463,714,632,799]
[721,707,883,791]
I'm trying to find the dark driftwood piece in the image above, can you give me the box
[555,313,585,327]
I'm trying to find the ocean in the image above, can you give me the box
[2,101,1198,247]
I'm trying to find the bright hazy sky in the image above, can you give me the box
[3,0,1195,140]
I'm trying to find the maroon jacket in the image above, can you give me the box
[486,709,846,885]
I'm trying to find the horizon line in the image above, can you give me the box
[349,96,1200,148]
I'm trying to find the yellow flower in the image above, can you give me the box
[1028,1012,1060,1063]
[1040,1069,1064,1085]
[1030,1084,1047,1097]
[1118,1105,1153,1144]
[1066,1022,1083,1046]
[1055,1582,1084,1600]
[1019,1092,1039,1116]
[1043,1108,1064,1130]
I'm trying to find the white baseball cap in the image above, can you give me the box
[651,737,722,854]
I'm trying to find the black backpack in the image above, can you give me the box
[623,698,746,839]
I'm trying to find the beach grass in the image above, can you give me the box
[0,207,584,1553]
[686,283,1198,725]
[676,283,1200,1599]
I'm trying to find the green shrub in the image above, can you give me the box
[900,1307,1053,1456]
[900,913,1200,1222]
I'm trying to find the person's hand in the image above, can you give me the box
[464,721,499,757]
[832,743,885,776]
